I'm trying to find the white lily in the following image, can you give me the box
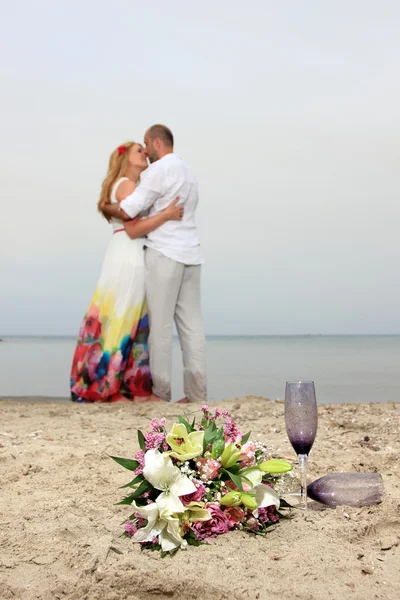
[242,468,263,488]
[240,467,280,515]
[131,501,185,552]
[143,449,196,513]
[252,483,280,517]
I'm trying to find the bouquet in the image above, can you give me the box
[111,405,292,555]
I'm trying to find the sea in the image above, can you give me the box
[0,335,399,404]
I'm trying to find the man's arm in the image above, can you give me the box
[119,184,161,219]
[102,164,165,220]
[121,163,166,218]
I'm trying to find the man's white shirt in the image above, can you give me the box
[120,153,203,265]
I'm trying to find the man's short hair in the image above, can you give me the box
[146,124,174,147]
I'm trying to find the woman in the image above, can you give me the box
[70,141,183,402]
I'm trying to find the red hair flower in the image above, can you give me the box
[117,145,126,155]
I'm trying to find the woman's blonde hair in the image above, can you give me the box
[97,141,137,219]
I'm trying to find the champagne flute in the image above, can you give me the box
[285,381,318,511]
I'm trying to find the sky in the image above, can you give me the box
[1,0,400,336]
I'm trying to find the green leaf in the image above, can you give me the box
[211,437,225,459]
[221,468,244,492]
[141,542,162,553]
[178,416,195,433]
[117,480,153,505]
[191,417,196,429]
[138,430,146,451]
[127,496,148,514]
[241,431,251,445]
[110,456,139,471]
[120,474,145,489]
[186,536,203,546]
[203,420,218,451]
[211,427,225,458]
[185,528,204,546]
[226,463,240,474]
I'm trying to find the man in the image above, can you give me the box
[105,125,206,403]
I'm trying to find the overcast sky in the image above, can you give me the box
[1,0,399,336]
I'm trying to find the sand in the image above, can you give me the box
[0,397,399,600]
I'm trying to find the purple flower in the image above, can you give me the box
[181,480,206,505]
[192,504,230,540]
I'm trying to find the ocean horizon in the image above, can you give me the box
[1,334,399,404]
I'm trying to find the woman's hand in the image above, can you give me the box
[163,197,184,221]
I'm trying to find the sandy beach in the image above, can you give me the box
[0,397,399,600]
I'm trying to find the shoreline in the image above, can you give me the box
[1,395,400,405]
[1,397,399,599]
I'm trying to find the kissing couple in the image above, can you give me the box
[70,125,207,404]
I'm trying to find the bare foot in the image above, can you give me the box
[111,393,130,403]
[133,395,151,403]
[177,397,190,404]
[134,394,165,403]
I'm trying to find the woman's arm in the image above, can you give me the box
[124,198,183,239]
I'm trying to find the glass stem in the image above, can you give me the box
[298,453,308,511]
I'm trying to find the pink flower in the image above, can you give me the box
[181,480,206,505]
[239,441,256,467]
[196,457,220,481]
[214,408,230,418]
[134,449,145,475]
[224,479,239,491]
[124,520,137,537]
[145,431,166,451]
[151,417,166,431]
[257,506,279,524]
[224,417,242,444]
[224,506,245,528]
[192,504,230,540]
[134,512,146,527]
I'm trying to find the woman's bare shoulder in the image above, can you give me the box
[116,179,136,201]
